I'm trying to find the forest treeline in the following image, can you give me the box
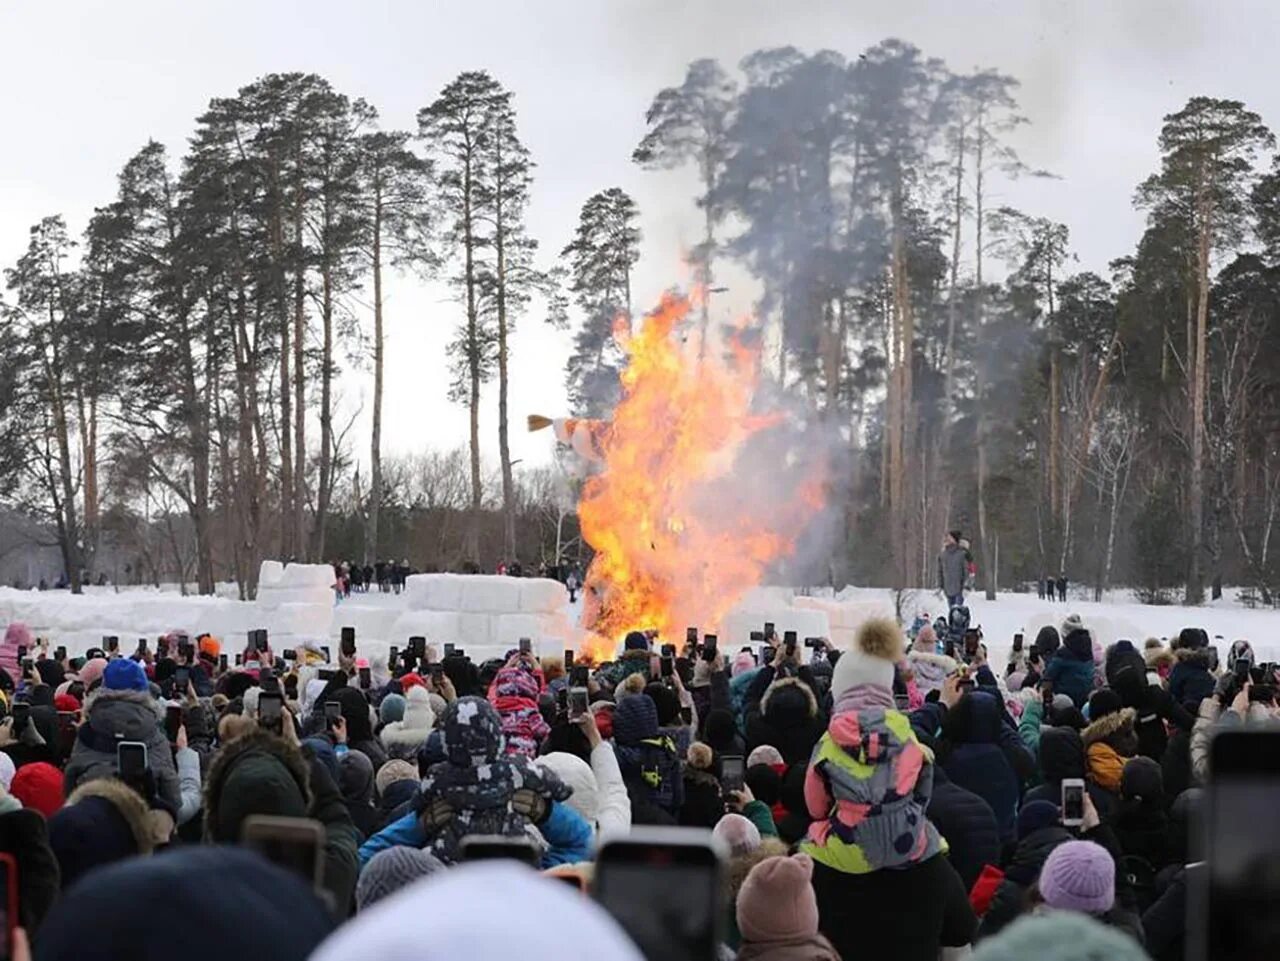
[3,40,1279,605]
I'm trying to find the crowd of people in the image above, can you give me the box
[0,605,1259,960]
[332,560,412,597]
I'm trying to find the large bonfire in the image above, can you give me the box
[575,290,827,662]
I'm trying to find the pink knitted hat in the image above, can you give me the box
[737,854,820,943]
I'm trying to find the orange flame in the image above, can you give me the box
[577,290,827,662]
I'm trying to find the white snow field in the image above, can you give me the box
[2,565,1278,666]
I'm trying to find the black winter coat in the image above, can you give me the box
[678,768,724,829]
[1024,726,1116,819]
[812,854,976,961]
[1111,664,1193,761]
[0,808,60,934]
[1142,864,1199,961]
[926,765,1001,894]
[744,677,826,765]
[977,825,1074,939]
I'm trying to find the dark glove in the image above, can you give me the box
[418,797,455,832]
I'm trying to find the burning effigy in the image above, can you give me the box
[535,290,829,662]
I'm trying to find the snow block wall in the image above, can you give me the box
[382,574,575,663]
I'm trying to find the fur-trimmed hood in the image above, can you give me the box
[907,651,958,671]
[725,836,789,900]
[65,777,157,855]
[83,687,163,741]
[380,686,436,752]
[760,676,818,722]
[1082,707,1137,749]
[203,729,311,842]
[1174,647,1213,670]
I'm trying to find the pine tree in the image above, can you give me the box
[561,187,641,416]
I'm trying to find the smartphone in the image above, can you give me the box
[1200,730,1280,961]
[686,627,698,647]
[219,653,228,674]
[964,631,979,658]
[241,815,325,891]
[117,741,149,781]
[177,640,194,663]
[10,704,29,733]
[569,686,589,720]
[429,664,445,685]
[388,646,399,672]
[720,755,745,794]
[804,636,822,649]
[359,666,371,689]
[519,637,532,655]
[105,635,119,653]
[136,638,149,655]
[564,649,574,670]
[156,637,169,658]
[235,653,243,667]
[410,636,427,660]
[763,621,775,641]
[894,693,911,710]
[260,669,279,693]
[1013,632,1024,653]
[459,834,541,866]
[173,667,190,693]
[783,630,797,656]
[660,655,674,678]
[14,647,25,662]
[258,691,284,728]
[54,646,66,663]
[165,704,183,742]
[570,665,589,687]
[555,687,569,718]
[1061,778,1085,827]
[340,626,356,658]
[748,630,764,643]
[320,646,330,663]
[324,701,342,730]
[444,642,455,658]
[944,638,956,659]
[701,634,718,663]
[1234,657,1252,685]
[595,828,723,961]
[0,853,16,961]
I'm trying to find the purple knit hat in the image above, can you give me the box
[1038,840,1115,914]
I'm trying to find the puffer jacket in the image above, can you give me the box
[63,688,180,811]
[602,650,652,688]
[746,678,827,765]
[800,700,945,875]
[1082,707,1138,796]
[926,763,1001,893]
[1043,629,1097,708]
[488,664,549,758]
[379,685,436,761]
[613,693,682,815]
[906,651,957,699]
[939,691,1034,842]
[1168,647,1216,709]
[1189,695,1273,786]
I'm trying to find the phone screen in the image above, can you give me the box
[564,649,574,670]
[258,692,283,725]
[174,667,190,693]
[1061,780,1085,825]
[569,687,589,720]
[165,705,183,742]
[324,701,342,724]
[117,742,148,781]
[686,627,698,646]
[340,626,356,657]
[660,655,674,678]
[720,755,745,794]
[359,666,371,689]
[219,653,228,673]
[411,637,426,660]
[444,642,455,657]
[701,635,718,663]
[1199,731,1280,961]
[519,637,532,655]
[460,836,540,866]
[596,833,722,961]
[1235,658,1252,684]
[1013,633,1024,652]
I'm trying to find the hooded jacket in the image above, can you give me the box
[63,687,180,811]
[926,763,1001,894]
[907,650,958,699]
[612,694,683,815]
[1110,663,1193,760]
[1043,629,1097,708]
[380,686,436,761]
[203,729,359,912]
[746,677,826,765]
[939,691,1034,841]
[48,778,158,890]
[1082,707,1138,795]
[1189,696,1274,786]
[1168,647,1216,709]
[416,696,571,864]
[488,664,550,758]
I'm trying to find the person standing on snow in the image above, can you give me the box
[938,530,968,610]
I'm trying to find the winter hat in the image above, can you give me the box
[1033,626,1061,658]
[11,761,64,818]
[379,693,407,725]
[537,752,599,826]
[1087,688,1122,722]
[427,692,447,720]
[76,658,109,690]
[103,658,149,693]
[374,759,419,799]
[1227,639,1256,673]
[1051,693,1076,716]
[1015,799,1060,841]
[338,750,375,804]
[54,693,79,713]
[1037,840,1115,914]
[737,854,822,943]
[687,742,714,771]
[34,845,334,961]
[356,846,446,912]
[1061,613,1085,637]
[198,635,221,660]
[747,744,785,768]
[400,672,427,693]
[1120,756,1164,805]
[0,753,14,791]
[312,862,643,961]
[831,618,904,695]
[731,651,757,677]
[611,691,659,745]
[623,631,649,652]
[971,911,1150,961]
[712,812,761,856]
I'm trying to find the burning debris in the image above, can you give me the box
[554,290,828,662]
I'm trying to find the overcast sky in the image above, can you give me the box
[2,0,1277,474]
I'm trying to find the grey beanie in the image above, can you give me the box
[379,693,407,726]
[355,846,445,911]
